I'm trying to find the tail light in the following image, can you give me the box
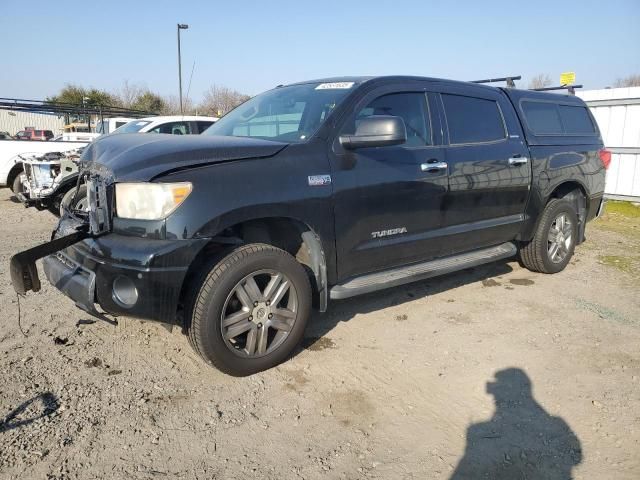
[599,149,611,170]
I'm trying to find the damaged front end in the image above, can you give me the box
[15,148,84,213]
[10,168,113,306]
[10,134,219,326]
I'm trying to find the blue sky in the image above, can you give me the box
[2,0,639,102]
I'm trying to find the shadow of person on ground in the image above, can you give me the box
[449,368,582,480]
[0,392,59,433]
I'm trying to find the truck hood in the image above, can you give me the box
[79,133,288,182]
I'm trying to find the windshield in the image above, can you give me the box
[203,82,355,143]
[113,120,151,134]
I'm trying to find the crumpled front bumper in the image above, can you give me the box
[11,211,209,324]
[43,251,102,319]
[10,229,90,295]
[40,229,209,324]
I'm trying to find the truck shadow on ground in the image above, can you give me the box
[302,260,514,349]
[0,392,59,433]
[449,368,582,480]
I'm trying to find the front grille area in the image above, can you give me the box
[86,175,112,234]
[24,163,53,190]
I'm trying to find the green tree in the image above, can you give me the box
[46,84,119,106]
[131,91,165,114]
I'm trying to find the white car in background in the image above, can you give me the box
[113,115,219,135]
[1,115,218,191]
[94,117,136,136]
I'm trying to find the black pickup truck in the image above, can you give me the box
[11,76,609,376]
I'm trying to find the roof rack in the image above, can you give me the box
[530,85,583,95]
[471,75,521,88]
[0,97,155,117]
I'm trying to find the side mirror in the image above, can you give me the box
[339,115,407,150]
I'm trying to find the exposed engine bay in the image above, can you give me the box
[15,147,85,214]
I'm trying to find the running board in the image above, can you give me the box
[330,242,517,300]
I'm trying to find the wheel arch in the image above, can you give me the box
[7,163,24,191]
[547,181,588,244]
[177,216,329,329]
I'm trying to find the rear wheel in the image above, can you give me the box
[187,244,311,376]
[519,198,578,274]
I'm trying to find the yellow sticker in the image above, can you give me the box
[560,72,576,85]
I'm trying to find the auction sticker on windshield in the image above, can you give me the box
[315,82,354,90]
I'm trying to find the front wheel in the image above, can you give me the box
[187,244,312,376]
[59,185,88,216]
[519,198,578,274]
[11,173,25,196]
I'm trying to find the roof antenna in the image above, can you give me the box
[185,61,196,110]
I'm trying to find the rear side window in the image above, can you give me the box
[521,102,563,134]
[521,101,595,135]
[558,105,595,134]
[442,94,506,144]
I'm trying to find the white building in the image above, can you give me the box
[578,87,640,200]
[0,109,66,136]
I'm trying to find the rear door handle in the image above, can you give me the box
[421,161,448,172]
[508,156,528,166]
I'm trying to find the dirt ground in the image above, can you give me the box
[0,188,638,480]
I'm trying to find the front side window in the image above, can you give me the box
[442,94,506,144]
[204,82,354,143]
[357,92,431,147]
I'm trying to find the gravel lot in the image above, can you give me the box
[0,188,638,480]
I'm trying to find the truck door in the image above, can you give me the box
[434,85,531,256]
[328,86,449,281]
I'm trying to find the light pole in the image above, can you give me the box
[177,23,189,115]
[82,96,90,131]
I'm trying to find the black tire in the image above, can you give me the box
[187,244,312,376]
[11,174,24,195]
[519,198,578,274]
[59,185,87,216]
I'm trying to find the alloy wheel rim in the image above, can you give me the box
[220,269,298,358]
[76,198,88,211]
[547,213,573,263]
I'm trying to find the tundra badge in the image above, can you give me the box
[371,227,408,239]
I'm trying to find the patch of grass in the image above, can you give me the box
[594,201,640,239]
[597,254,636,274]
[592,202,640,282]
[575,298,633,326]
[604,200,640,218]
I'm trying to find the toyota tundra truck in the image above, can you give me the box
[10,76,609,376]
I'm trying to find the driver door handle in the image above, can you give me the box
[421,161,448,172]
[508,156,528,166]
